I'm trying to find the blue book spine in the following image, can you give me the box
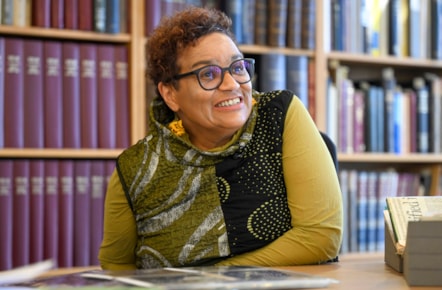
[106,0,120,34]
[286,55,308,108]
[414,77,430,153]
[225,0,243,44]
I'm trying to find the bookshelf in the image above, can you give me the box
[0,0,146,159]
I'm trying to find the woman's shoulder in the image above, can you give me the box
[253,89,295,110]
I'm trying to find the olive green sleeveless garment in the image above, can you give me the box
[116,90,293,268]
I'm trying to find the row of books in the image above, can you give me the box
[0,0,128,34]
[339,168,427,254]
[327,0,442,59]
[251,53,311,111]
[145,0,316,49]
[0,36,130,149]
[327,65,442,154]
[0,158,115,271]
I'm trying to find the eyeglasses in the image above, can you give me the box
[173,58,255,90]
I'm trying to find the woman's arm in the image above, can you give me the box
[98,169,138,270]
[218,96,343,266]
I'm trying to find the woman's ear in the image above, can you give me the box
[158,82,179,112]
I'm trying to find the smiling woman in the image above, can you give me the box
[98,6,343,270]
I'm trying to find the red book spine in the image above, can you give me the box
[79,43,98,148]
[23,39,44,148]
[145,0,161,36]
[29,160,45,263]
[43,41,63,148]
[58,160,75,267]
[74,160,91,266]
[32,0,51,27]
[65,0,79,29]
[51,0,65,28]
[43,160,59,262]
[0,160,13,270]
[4,37,24,148]
[89,160,105,265]
[0,37,4,148]
[12,159,30,267]
[78,0,93,30]
[114,45,130,148]
[97,44,116,148]
[62,42,81,148]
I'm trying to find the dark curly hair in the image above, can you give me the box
[146,7,235,89]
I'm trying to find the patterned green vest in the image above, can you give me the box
[117,90,293,268]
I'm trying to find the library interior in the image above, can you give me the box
[1,0,442,289]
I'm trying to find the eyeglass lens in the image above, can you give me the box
[198,59,254,90]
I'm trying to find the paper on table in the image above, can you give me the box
[0,259,55,286]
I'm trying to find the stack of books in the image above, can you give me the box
[384,196,442,286]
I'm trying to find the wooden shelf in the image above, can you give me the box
[0,25,131,43]
[338,153,442,164]
[240,44,314,57]
[327,51,442,68]
[0,148,122,159]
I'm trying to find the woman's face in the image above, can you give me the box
[159,32,253,150]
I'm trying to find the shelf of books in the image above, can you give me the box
[0,0,146,272]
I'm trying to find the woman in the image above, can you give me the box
[98,7,342,270]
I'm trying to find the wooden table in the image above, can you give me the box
[39,252,440,289]
[279,252,441,290]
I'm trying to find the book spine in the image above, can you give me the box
[12,0,29,27]
[286,55,308,108]
[78,0,93,30]
[353,89,365,153]
[431,0,442,59]
[357,171,368,252]
[32,0,50,27]
[258,53,287,92]
[106,0,120,33]
[12,159,30,267]
[286,0,303,49]
[413,77,430,153]
[58,160,75,268]
[79,43,98,148]
[389,0,400,56]
[64,0,78,29]
[23,39,44,148]
[29,160,45,263]
[241,0,255,44]
[4,37,24,148]
[89,160,106,265]
[408,0,421,58]
[114,45,130,148]
[145,0,162,36]
[43,160,59,262]
[253,0,267,45]
[74,160,91,266]
[0,37,4,148]
[94,0,107,33]
[267,0,288,47]
[301,0,316,49]
[62,42,81,148]
[43,40,63,148]
[51,0,64,28]
[1,0,14,25]
[119,0,129,33]
[0,160,13,270]
[224,0,243,44]
[97,44,117,148]
[383,68,396,153]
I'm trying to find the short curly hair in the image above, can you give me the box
[146,7,235,88]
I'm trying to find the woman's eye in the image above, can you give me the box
[200,67,219,80]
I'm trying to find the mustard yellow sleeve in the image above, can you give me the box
[98,169,137,270]
[218,96,343,266]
